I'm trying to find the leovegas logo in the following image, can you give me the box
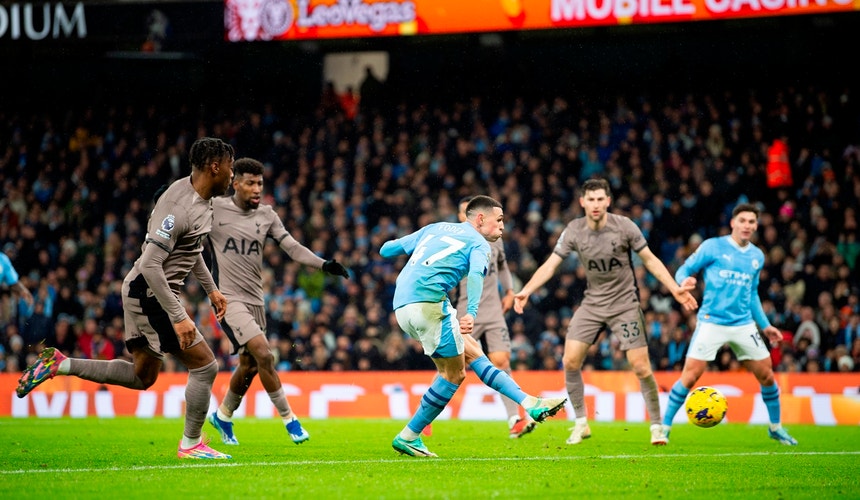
[226,0,416,41]
[296,0,416,32]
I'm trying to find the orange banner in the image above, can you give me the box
[4,371,859,424]
[224,0,859,41]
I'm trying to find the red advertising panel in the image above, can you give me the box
[224,0,859,41]
[4,371,859,425]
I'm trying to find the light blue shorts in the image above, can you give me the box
[687,322,771,362]
[394,300,463,359]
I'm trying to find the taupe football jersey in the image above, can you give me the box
[209,196,324,305]
[124,176,213,321]
[453,238,512,324]
[553,212,647,309]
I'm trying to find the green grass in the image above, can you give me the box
[1,418,858,499]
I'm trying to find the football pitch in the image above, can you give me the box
[1,418,858,499]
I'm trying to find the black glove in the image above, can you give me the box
[322,259,349,278]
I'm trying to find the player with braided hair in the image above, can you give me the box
[18,137,236,460]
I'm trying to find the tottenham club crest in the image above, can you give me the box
[156,214,175,239]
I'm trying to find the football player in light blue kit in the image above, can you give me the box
[661,203,798,445]
[0,247,34,309]
[380,195,567,457]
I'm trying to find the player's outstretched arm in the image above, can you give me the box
[637,246,698,312]
[279,233,327,269]
[513,253,563,314]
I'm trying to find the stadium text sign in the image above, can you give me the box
[0,2,86,40]
[224,0,858,41]
[550,0,854,22]
[4,371,859,424]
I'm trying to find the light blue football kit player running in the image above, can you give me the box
[661,203,797,445]
[0,249,34,308]
[380,195,567,458]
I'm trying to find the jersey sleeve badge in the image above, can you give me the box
[156,214,176,239]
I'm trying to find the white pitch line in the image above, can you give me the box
[2,450,859,475]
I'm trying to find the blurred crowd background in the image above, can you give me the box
[2,10,859,378]
[2,81,859,377]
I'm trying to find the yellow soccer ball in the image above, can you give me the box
[686,386,728,428]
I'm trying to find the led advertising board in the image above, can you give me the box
[224,0,858,41]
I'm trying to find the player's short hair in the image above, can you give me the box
[234,157,264,177]
[465,195,502,218]
[732,202,760,219]
[581,178,611,197]
[189,137,234,171]
[458,196,474,213]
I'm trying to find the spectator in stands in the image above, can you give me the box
[358,65,385,115]
[851,337,860,371]
[339,85,360,121]
[320,81,341,118]
[794,306,822,352]
[837,354,854,372]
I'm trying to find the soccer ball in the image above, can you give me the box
[685,386,727,428]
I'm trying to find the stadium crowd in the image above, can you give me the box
[1,82,859,377]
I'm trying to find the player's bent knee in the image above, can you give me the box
[132,354,162,389]
[681,360,707,383]
[441,368,466,385]
[757,371,775,386]
[562,358,582,371]
[630,362,652,379]
[138,372,159,389]
[252,348,275,368]
[191,359,218,382]
[680,375,699,389]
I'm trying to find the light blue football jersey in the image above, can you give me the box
[675,235,770,329]
[0,253,20,287]
[381,221,490,315]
